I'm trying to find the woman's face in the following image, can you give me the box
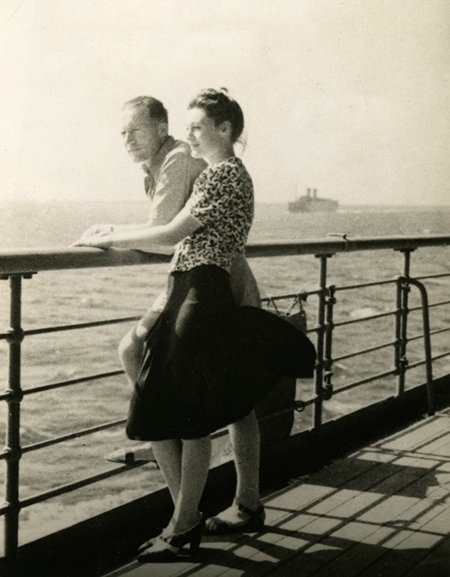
[186,107,228,164]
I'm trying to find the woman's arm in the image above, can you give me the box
[72,206,202,251]
[79,222,154,238]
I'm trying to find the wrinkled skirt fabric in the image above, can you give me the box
[126,265,316,440]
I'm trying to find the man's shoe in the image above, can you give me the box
[106,445,156,464]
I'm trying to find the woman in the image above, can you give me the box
[74,88,315,562]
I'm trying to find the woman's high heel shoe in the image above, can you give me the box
[137,520,203,563]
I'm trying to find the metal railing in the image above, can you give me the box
[1,234,450,560]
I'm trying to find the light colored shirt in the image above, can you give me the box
[144,136,206,226]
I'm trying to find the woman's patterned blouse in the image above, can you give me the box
[170,157,254,273]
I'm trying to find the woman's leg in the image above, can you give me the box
[229,410,262,510]
[205,411,265,533]
[151,436,211,533]
[137,436,211,561]
[171,436,212,534]
[150,439,183,504]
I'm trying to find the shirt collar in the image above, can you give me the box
[142,135,175,179]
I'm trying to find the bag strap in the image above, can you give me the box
[285,291,307,317]
[266,292,308,318]
[266,296,281,315]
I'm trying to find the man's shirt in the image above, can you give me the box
[144,136,206,226]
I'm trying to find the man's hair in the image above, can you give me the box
[123,96,168,124]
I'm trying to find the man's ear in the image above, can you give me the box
[158,122,169,138]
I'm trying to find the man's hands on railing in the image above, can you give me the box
[71,225,114,249]
[78,224,115,238]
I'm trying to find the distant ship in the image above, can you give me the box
[288,188,339,213]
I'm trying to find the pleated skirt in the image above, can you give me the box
[126,265,316,440]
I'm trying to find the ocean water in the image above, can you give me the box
[1,201,450,427]
[1,201,450,547]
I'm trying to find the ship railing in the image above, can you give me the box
[1,234,450,561]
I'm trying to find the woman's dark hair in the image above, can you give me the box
[188,88,244,143]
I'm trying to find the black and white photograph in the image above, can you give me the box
[0,1,449,576]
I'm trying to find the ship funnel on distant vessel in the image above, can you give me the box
[288,188,338,213]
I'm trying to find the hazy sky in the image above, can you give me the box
[0,0,449,206]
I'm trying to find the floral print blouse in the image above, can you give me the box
[170,157,254,274]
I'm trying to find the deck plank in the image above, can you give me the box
[104,413,450,577]
[378,415,450,452]
[403,535,450,577]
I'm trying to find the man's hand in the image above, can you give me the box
[70,232,112,249]
[70,224,115,248]
[80,224,115,238]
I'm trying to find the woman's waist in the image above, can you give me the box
[170,252,241,274]
[166,265,233,306]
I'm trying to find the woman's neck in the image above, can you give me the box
[205,144,235,166]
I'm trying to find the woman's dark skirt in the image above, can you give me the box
[126,265,316,441]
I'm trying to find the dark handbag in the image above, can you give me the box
[256,293,311,444]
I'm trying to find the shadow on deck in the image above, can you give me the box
[107,409,450,577]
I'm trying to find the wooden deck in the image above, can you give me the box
[106,408,450,577]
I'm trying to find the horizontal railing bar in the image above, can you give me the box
[404,326,450,346]
[429,327,450,337]
[333,340,396,362]
[334,278,396,292]
[408,300,450,315]
[406,350,450,372]
[428,300,450,308]
[21,370,125,397]
[0,316,140,341]
[431,351,450,362]
[261,291,319,303]
[21,418,127,455]
[407,333,425,344]
[415,272,450,281]
[407,358,428,370]
[17,466,142,510]
[333,368,397,394]
[0,369,122,403]
[333,310,396,328]
[23,316,140,337]
[1,235,450,275]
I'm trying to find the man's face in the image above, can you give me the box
[121,107,165,163]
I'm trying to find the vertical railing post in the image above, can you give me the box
[313,254,331,429]
[395,249,413,397]
[323,285,336,401]
[3,274,24,560]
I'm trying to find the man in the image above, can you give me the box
[80,96,265,533]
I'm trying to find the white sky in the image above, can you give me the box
[0,0,449,205]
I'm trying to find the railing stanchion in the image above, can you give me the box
[407,279,435,415]
[4,274,24,560]
[313,254,331,428]
[394,276,402,386]
[323,285,336,400]
[396,249,413,397]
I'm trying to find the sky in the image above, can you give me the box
[0,0,449,206]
